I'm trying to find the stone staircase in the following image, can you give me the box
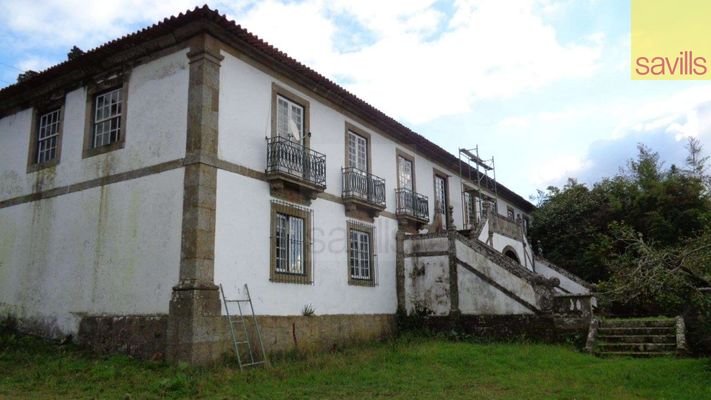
[588,317,686,357]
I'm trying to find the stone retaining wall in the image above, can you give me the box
[77,313,396,361]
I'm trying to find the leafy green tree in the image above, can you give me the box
[530,142,711,284]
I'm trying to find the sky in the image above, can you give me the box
[1,0,710,201]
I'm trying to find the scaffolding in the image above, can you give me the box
[458,146,498,230]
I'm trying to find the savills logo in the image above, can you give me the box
[635,51,707,77]
[631,0,710,80]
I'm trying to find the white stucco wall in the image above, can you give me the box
[214,170,399,315]
[0,49,189,201]
[214,51,538,316]
[217,52,475,230]
[402,236,451,316]
[0,169,183,337]
[0,50,190,337]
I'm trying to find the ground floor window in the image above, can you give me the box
[347,221,376,286]
[270,201,312,284]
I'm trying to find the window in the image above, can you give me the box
[347,221,376,286]
[276,95,304,143]
[397,153,414,190]
[83,75,129,158]
[36,109,61,164]
[434,172,448,226]
[275,213,304,273]
[93,88,122,148]
[463,190,475,227]
[270,201,312,284]
[347,130,368,171]
[271,83,310,146]
[507,206,515,220]
[27,103,65,172]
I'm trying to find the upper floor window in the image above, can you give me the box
[347,130,368,172]
[277,95,304,143]
[93,88,122,148]
[507,206,515,220]
[397,154,414,190]
[434,172,448,225]
[272,83,310,147]
[463,190,475,227]
[82,74,129,158]
[27,103,64,172]
[36,109,61,164]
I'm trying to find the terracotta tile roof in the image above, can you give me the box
[0,5,534,211]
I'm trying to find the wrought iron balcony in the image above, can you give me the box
[341,167,386,215]
[395,188,429,222]
[266,136,327,197]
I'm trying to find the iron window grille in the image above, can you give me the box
[266,136,326,189]
[341,167,386,208]
[395,188,429,221]
[347,220,377,287]
[270,200,313,284]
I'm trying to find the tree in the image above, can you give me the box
[530,142,711,284]
[685,137,711,192]
[597,225,711,316]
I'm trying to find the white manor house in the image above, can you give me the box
[0,6,592,364]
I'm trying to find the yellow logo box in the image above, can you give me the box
[631,0,710,80]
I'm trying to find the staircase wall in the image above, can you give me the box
[403,233,555,316]
[535,257,591,295]
[455,240,539,314]
[403,235,451,316]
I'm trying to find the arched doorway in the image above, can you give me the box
[502,246,520,264]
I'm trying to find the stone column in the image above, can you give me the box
[166,34,225,365]
[395,231,406,315]
[447,206,460,318]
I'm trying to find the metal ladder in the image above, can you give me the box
[219,284,267,370]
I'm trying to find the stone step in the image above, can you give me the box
[596,351,676,358]
[597,334,675,344]
[600,318,675,328]
[596,342,676,353]
[597,326,675,336]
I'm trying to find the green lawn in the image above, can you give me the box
[1,332,709,399]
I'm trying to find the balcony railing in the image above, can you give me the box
[266,136,326,189]
[395,188,429,221]
[341,167,386,208]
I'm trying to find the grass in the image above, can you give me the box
[1,331,710,399]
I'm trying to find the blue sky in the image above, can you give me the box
[1,0,710,200]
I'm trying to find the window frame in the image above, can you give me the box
[27,101,65,173]
[463,188,475,227]
[347,220,376,287]
[507,206,515,220]
[344,122,372,173]
[271,83,310,148]
[433,168,449,226]
[82,74,129,159]
[395,149,416,191]
[270,201,313,284]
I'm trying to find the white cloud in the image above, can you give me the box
[529,154,592,187]
[17,57,55,73]
[0,0,198,51]
[0,0,603,124]
[612,85,711,139]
